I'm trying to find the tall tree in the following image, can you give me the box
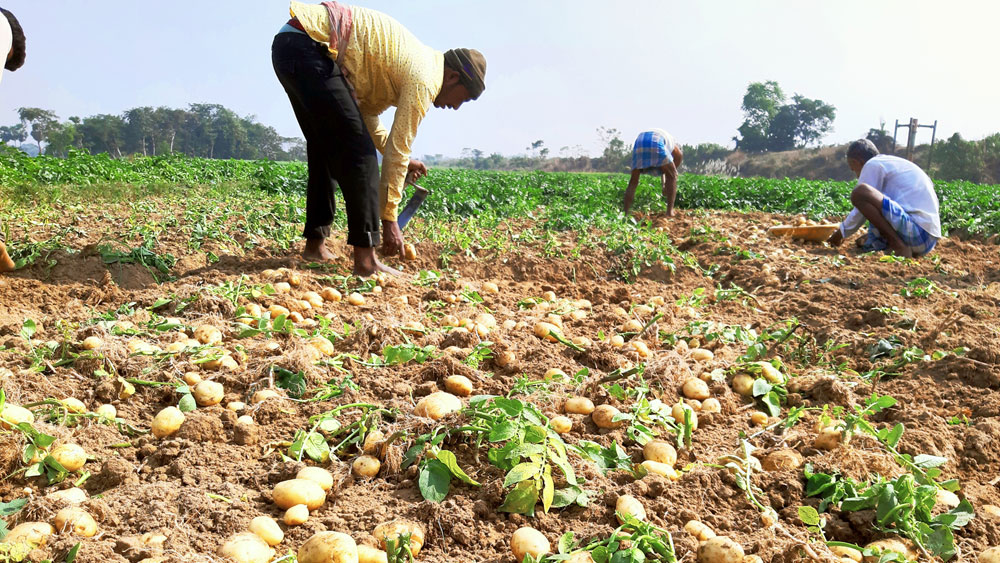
[124,107,156,156]
[17,107,59,154]
[78,114,126,157]
[734,82,836,152]
[0,123,27,146]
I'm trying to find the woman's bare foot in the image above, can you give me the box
[354,246,400,277]
[302,238,337,262]
[0,242,15,272]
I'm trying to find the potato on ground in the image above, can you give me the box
[591,404,623,429]
[219,532,276,563]
[374,520,425,556]
[616,495,646,524]
[414,392,461,420]
[272,479,326,510]
[444,375,473,397]
[980,547,1000,563]
[50,443,87,472]
[53,507,98,537]
[643,440,677,465]
[697,536,744,563]
[2,522,54,549]
[357,544,388,563]
[511,527,550,562]
[249,516,283,546]
[152,406,185,438]
[297,466,335,491]
[564,397,595,415]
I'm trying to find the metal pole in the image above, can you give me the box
[892,119,900,155]
[906,118,919,161]
[926,120,938,170]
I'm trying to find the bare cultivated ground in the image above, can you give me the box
[1,206,1000,562]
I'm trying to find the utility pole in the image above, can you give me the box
[892,118,938,169]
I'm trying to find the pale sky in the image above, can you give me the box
[1,1,998,158]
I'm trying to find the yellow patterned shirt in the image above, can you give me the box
[290,2,445,221]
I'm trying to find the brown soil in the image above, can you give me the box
[1,209,999,562]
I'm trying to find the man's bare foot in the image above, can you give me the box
[889,243,913,258]
[354,246,400,277]
[0,242,15,273]
[302,239,336,262]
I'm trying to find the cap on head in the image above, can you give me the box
[443,48,486,100]
[846,139,879,164]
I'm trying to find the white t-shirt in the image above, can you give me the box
[0,14,11,86]
[841,155,941,238]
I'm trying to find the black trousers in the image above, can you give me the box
[272,32,380,247]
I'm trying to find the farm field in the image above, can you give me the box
[2,150,1000,563]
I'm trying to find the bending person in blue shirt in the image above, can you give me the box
[828,139,941,258]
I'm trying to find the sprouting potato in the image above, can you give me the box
[414,391,462,421]
[53,507,98,537]
[321,287,343,302]
[634,304,655,316]
[194,325,223,345]
[80,336,103,351]
[357,544,388,563]
[352,455,381,478]
[50,443,87,472]
[249,516,283,546]
[272,479,326,510]
[682,378,711,400]
[643,440,677,465]
[615,494,646,524]
[569,309,587,321]
[0,403,34,429]
[283,504,310,526]
[684,520,716,542]
[219,532,275,563]
[445,375,474,397]
[295,467,334,492]
[565,552,596,563]
[511,527,550,562]
[591,405,623,429]
[981,504,1000,520]
[730,374,755,397]
[551,416,573,434]
[347,292,366,306]
[564,397,595,415]
[690,348,714,362]
[374,520,425,556]
[193,380,224,407]
[697,536,745,563]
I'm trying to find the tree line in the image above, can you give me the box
[0,104,306,161]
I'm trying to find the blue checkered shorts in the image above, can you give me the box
[631,130,671,175]
[864,196,938,256]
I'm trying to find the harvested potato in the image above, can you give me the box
[761,449,804,472]
[80,336,103,351]
[758,362,784,384]
[374,520,425,556]
[219,532,276,563]
[297,467,335,491]
[283,504,310,526]
[697,536,744,563]
[362,430,384,455]
[51,443,87,472]
[671,403,698,430]
[814,427,848,450]
[347,292,366,306]
[53,507,98,537]
[269,304,291,318]
[308,337,335,357]
[566,551,596,563]
[0,403,35,428]
[982,505,1000,520]
[272,479,326,510]
[615,495,646,524]
[152,406,185,438]
[750,412,768,426]
[622,319,643,332]
[96,403,117,419]
[551,416,573,434]
[303,291,324,308]
[444,375,473,397]
[630,341,651,357]
[935,489,961,510]
[591,405,623,429]
[684,520,716,542]
[60,398,86,413]
[193,380,224,407]
[829,545,862,562]
[194,325,223,345]
[701,397,722,413]
[249,516,283,546]
[495,350,516,367]
[511,527,550,562]
[682,378,711,400]
[980,547,1000,563]
[321,288,343,302]
[353,455,381,478]
[643,440,677,465]
[730,374,755,397]
[610,334,625,347]
[402,243,417,261]
[357,544,388,563]
[414,392,462,421]
[862,538,916,562]
[2,522,54,549]
[640,460,679,480]
[533,321,562,342]
[690,348,714,362]
[564,397,596,415]
[46,487,88,504]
